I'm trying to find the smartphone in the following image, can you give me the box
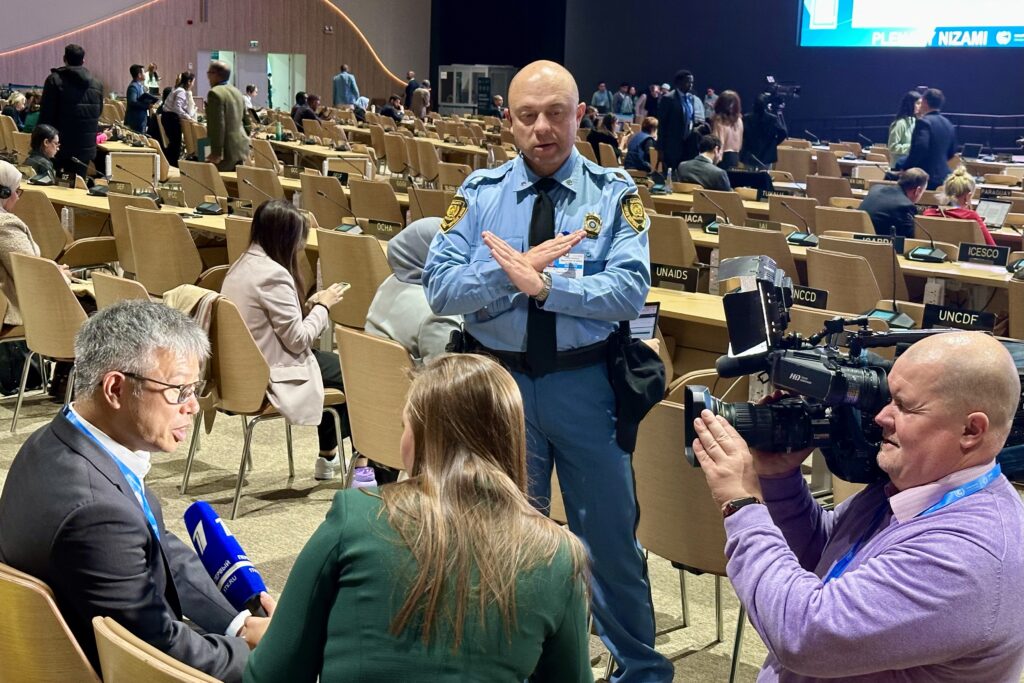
[333,282,352,294]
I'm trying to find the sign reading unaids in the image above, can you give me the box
[800,0,1024,48]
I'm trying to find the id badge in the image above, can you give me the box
[545,252,584,280]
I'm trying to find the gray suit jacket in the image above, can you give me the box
[0,411,249,682]
[206,84,251,172]
[676,155,732,192]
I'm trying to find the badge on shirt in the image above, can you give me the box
[620,193,647,234]
[583,213,602,239]
[545,252,584,279]
[440,195,468,233]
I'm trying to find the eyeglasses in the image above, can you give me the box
[13,188,23,199]
[123,372,205,404]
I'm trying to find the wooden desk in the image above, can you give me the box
[218,171,411,208]
[266,139,367,166]
[649,287,729,375]
[651,192,771,220]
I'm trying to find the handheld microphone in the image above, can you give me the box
[113,163,161,204]
[699,191,732,227]
[781,200,818,246]
[179,169,225,215]
[243,178,276,203]
[184,501,267,616]
[857,133,874,147]
[907,218,949,263]
[804,129,821,145]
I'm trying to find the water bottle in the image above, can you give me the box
[350,466,377,489]
[275,121,283,141]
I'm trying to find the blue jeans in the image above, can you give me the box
[514,363,673,683]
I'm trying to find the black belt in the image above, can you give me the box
[469,334,609,377]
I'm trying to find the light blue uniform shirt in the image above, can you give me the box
[332,71,360,106]
[423,148,651,353]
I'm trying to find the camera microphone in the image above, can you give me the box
[113,163,162,204]
[780,200,818,246]
[907,218,949,263]
[698,191,733,226]
[179,169,225,215]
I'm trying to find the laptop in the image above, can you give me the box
[975,198,1012,228]
[961,143,983,160]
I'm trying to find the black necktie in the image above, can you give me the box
[526,177,558,376]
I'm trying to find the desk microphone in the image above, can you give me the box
[315,188,357,225]
[183,501,268,617]
[907,218,949,263]
[781,200,818,246]
[179,170,224,215]
[804,129,821,145]
[747,153,768,171]
[857,133,874,147]
[113,163,162,204]
[242,178,276,203]
[699,192,732,226]
[252,144,280,170]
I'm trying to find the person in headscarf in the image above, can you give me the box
[0,160,41,327]
[365,217,462,363]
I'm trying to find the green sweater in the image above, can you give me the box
[888,116,916,158]
[244,488,592,683]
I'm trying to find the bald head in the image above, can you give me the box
[509,60,579,109]
[902,332,1020,440]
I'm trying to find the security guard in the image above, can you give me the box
[424,61,672,682]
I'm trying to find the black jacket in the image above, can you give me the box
[741,110,787,167]
[895,111,957,190]
[38,65,103,164]
[587,129,620,162]
[25,151,55,180]
[859,183,917,238]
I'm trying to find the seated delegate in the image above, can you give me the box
[923,166,995,246]
[692,331,1024,681]
[221,200,349,481]
[676,134,731,191]
[24,123,60,180]
[243,354,591,683]
[0,161,42,326]
[623,116,658,173]
[365,217,462,364]
[859,167,928,238]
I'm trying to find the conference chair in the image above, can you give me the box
[0,115,17,154]
[11,188,117,267]
[984,173,1020,187]
[402,136,421,179]
[574,140,598,164]
[224,216,252,264]
[817,235,909,301]
[180,298,346,519]
[632,400,746,683]
[814,151,842,178]
[805,175,853,206]
[11,132,31,162]
[814,206,874,234]
[302,118,324,141]
[829,197,862,209]
[806,249,882,315]
[348,178,405,225]
[107,194,160,276]
[109,152,160,192]
[178,160,229,208]
[598,142,620,168]
[672,182,704,194]
[384,134,411,176]
[913,214,986,245]
[1010,278,1024,341]
[415,139,441,186]
[9,253,87,431]
[300,173,354,229]
[776,147,814,182]
[408,186,453,222]
[648,214,699,269]
[125,207,228,296]
[369,125,388,171]
[719,224,801,285]
[692,189,748,227]
[316,228,393,327]
[636,184,655,210]
[334,326,412,477]
[235,165,284,207]
[768,194,818,233]
[249,138,283,173]
[488,143,511,167]
[438,162,471,191]
[851,165,886,182]
[99,102,120,125]
[0,563,101,683]
[92,616,218,683]
[91,271,151,309]
[143,138,172,183]
[782,138,812,149]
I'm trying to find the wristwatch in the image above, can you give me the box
[722,496,763,518]
[533,272,553,302]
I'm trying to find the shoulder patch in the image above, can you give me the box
[620,194,647,233]
[440,195,468,232]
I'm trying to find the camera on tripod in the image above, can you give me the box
[683,256,1024,483]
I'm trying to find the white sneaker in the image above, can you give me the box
[314,456,340,480]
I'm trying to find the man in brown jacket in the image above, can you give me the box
[204,61,250,171]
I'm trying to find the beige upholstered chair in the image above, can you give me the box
[805,175,853,207]
[300,173,354,229]
[178,160,229,208]
[107,194,160,275]
[817,235,909,301]
[913,214,986,245]
[316,228,393,327]
[348,178,405,225]
[91,271,151,309]
[0,563,100,683]
[125,207,228,295]
[235,165,284,207]
[767,194,818,233]
[92,616,218,682]
[693,189,748,226]
[719,224,801,284]
[814,206,874,234]
[11,188,116,267]
[806,249,882,315]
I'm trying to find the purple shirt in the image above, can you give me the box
[725,464,1024,682]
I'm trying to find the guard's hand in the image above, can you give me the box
[483,231,545,296]
[691,410,761,508]
[750,391,815,479]
[524,230,585,271]
[238,592,276,649]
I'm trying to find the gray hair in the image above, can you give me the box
[209,60,231,81]
[73,300,210,397]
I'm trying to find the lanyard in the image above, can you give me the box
[62,406,161,541]
[824,463,1001,583]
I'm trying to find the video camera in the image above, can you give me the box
[683,256,1024,484]
[764,76,801,114]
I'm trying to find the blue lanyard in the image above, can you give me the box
[824,463,1001,583]
[62,406,161,541]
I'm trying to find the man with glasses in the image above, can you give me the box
[0,301,270,682]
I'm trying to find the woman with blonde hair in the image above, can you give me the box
[244,354,591,683]
[923,166,995,245]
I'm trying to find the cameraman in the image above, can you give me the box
[692,331,1024,681]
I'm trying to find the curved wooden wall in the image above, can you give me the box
[0,0,405,103]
